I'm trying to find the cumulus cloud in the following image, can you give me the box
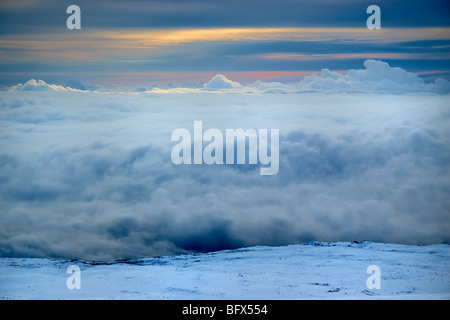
[10,79,85,92]
[155,60,450,94]
[203,74,243,90]
[249,60,450,94]
[295,60,450,94]
[1,65,450,261]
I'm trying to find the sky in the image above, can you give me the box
[0,1,450,261]
[0,0,449,89]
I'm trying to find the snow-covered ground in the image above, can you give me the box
[0,241,449,300]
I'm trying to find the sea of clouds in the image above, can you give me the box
[1,60,449,260]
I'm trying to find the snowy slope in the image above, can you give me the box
[1,241,449,300]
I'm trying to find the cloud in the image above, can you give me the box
[1,67,450,261]
[154,60,450,94]
[8,61,450,95]
[10,79,83,92]
[203,74,243,90]
[248,80,293,94]
[250,60,450,94]
[342,59,450,93]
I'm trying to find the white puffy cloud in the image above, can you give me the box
[203,74,243,90]
[301,60,450,93]
[249,60,450,94]
[10,79,83,92]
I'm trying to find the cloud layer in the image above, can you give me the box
[1,61,450,260]
[10,60,449,94]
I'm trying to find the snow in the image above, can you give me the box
[1,241,449,300]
